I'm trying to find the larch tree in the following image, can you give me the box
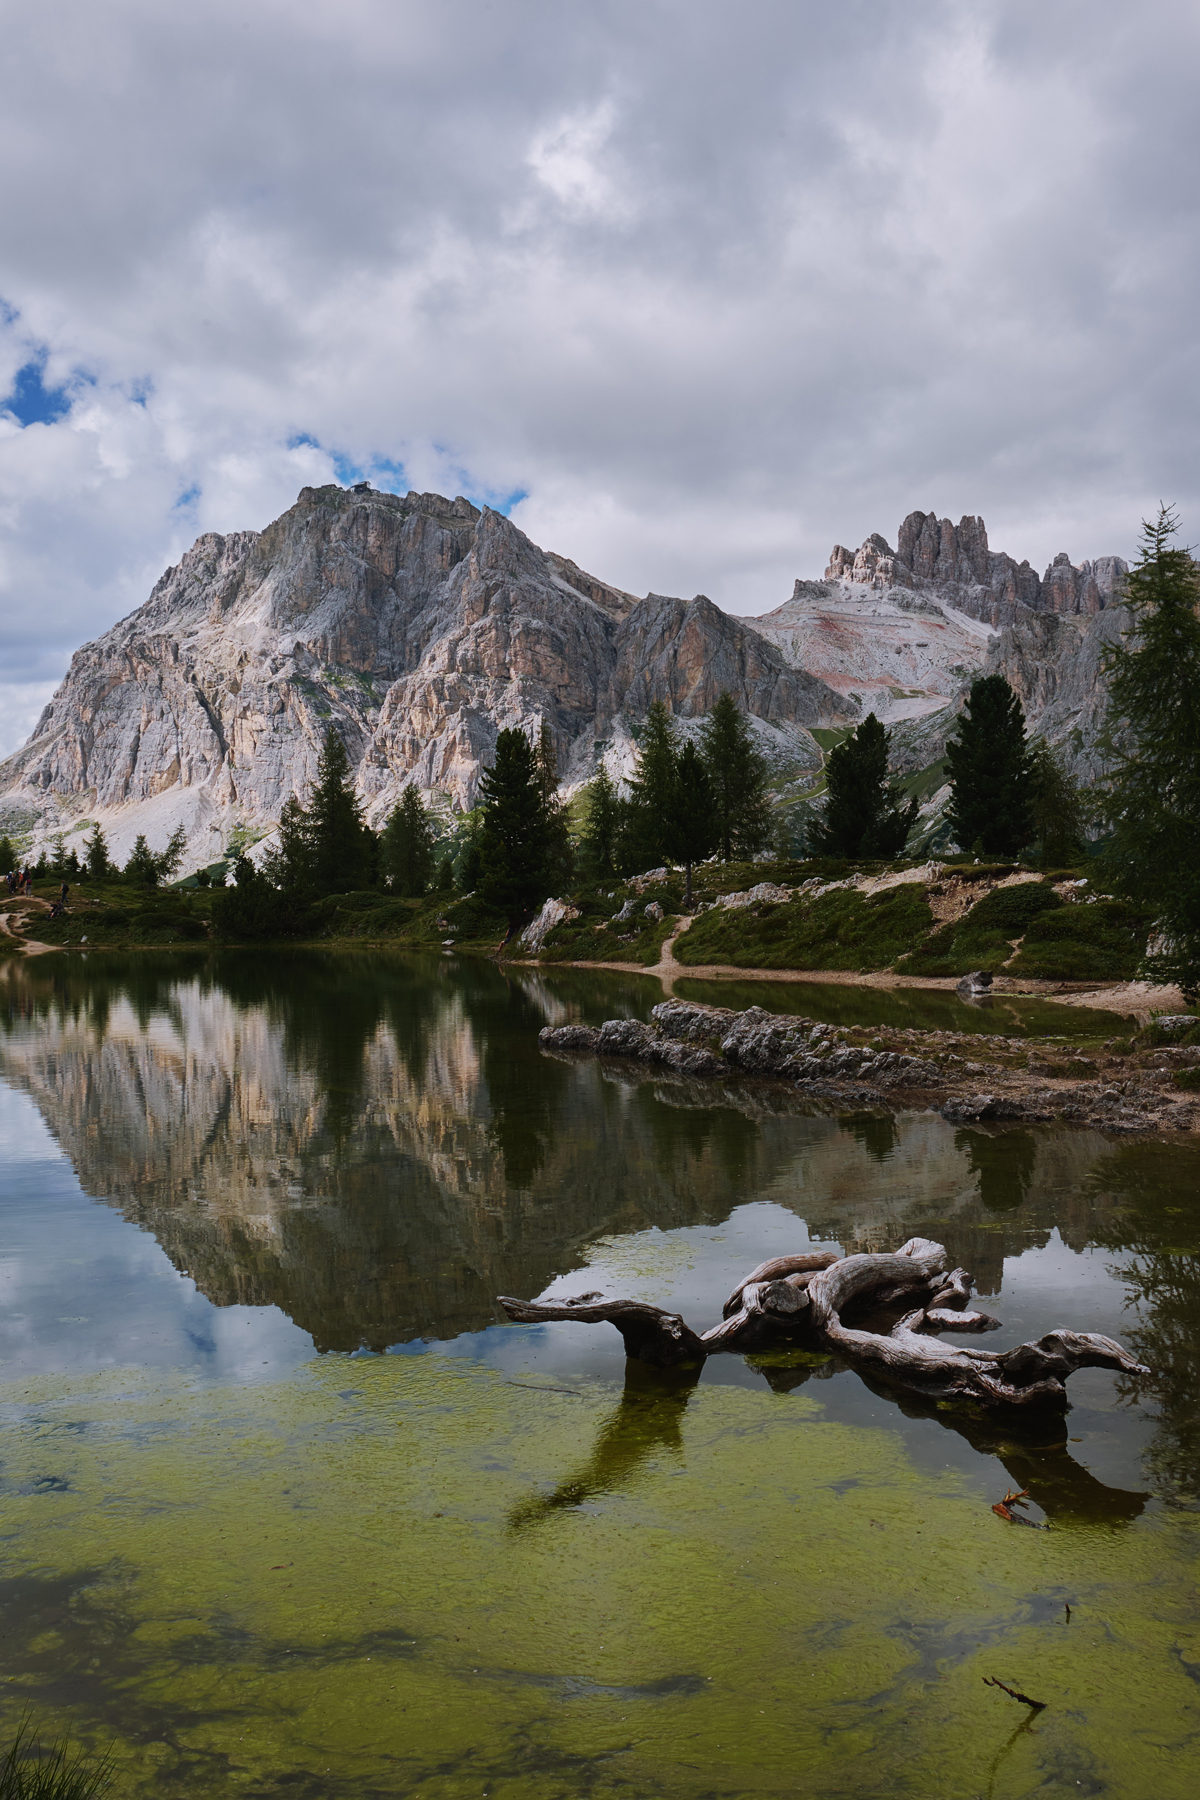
[1028,740,1086,867]
[945,676,1034,858]
[1099,506,1200,997]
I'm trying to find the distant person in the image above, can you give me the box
[60,879,69,906]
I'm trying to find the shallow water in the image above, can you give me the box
[1,949,1198,1798]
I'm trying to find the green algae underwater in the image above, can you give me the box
[2,949,1199,1798]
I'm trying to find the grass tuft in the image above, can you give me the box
[0,1717,114,1800]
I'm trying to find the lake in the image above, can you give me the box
[1,949,1197,1798]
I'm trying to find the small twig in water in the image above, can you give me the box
[504,1382,581,1396]
[1064,1601,1071,1623]
[983,1676,1047,1710]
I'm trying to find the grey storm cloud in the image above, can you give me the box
[1,0,1199,750]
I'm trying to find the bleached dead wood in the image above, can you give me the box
[498,1236,1149,1408]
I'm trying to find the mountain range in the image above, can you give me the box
[0,488,1127,872]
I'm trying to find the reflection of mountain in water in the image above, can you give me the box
[2,950,1197,1519]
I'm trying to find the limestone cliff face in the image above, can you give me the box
[824,511,1126,624]
[753,510,1130,781]
[0,485,846,869]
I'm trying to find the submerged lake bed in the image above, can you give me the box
[1,950,1198,1798]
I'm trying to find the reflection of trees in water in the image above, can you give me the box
[1088,1141,1200,1503]
[508,1363,700,1529]
[842,1113,897,1164]
[458,970,568,1189]
[954,1127,1037,1212]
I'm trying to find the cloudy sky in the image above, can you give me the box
[2,0,1198,752]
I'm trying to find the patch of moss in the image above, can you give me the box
[672,882,934,972]
[1007,899,1152,981]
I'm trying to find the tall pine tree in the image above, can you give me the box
[698,693,772,861]
[476,728,555,920]
[946,676,1034,857]
[1028,740,1086,867]
[308,729,372,891]
[381,787,437,895]
[619,701,679,873]
[580,763,621,879]
[669,740,717,906]
[1099,506,1200,997]
[807,713,916,859]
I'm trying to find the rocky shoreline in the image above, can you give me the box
[539,1000,1200,1135]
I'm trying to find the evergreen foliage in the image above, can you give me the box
[806,713,916,858]
[212,854,300,940]
[580,764,621,879]
[381,787,437,896]
[619,701,679,873]
[946,676,1034,857]
[0,835,14,874]
[83,825,112,880]
[698,693,772,861]
[476,728,556,920]
[670,739,717,906]
[1028,740,1086,866]
[1099,506,1200,996]
[124,834,159,886]
[308,729,372,892]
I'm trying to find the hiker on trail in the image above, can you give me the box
[60,880,69,906]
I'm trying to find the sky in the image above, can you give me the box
[2,0,1199,754]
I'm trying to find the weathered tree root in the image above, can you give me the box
[497,1237,1149,1408]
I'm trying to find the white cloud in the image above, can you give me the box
[2,0,1199,749]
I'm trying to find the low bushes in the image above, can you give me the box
[1006,899,1153,981]
[672,882,934,972]
[898,882,1063,977]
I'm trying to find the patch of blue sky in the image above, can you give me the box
[174,484,201,510]
[3,355,74,427]
[465,485,528,516]
[287,431,319,450]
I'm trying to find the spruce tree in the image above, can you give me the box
[0,835,16,875]
[1099,506,1200,996]
[264,794,315,894]
[125,834,159,886]
[807,713,916,859]
[381,787,437,896]
[619,701,679,873]
[581,764,621,879]
[535,717,573,892]
[308,729,371,892]
[669,740,717,907]
[946,676,1034,857]
[698,693,772,861]
[476,728,554,920]
[83,825,112,880]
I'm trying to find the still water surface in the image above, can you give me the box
[1,951,1197,1798]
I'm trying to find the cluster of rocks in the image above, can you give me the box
[540,1002,943,1092]
[539,1000,1199,1135]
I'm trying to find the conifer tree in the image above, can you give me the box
[1028,740,1086,866]
[125,834,159,886]
[1099,506,1200,996]
[946,676,1034,857]
[83,825,112,880]
[807,713,916,859]
[534,717,573,891]
[581,764,621,879]
[308,729,372,892]
[264,794,314,894]
[0,835,16,875]
[476,728,554,920]
[669,740,717,906]
[381,786,437,896]
[619,701,679,873]
[698,693,772,861]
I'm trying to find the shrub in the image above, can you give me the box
[1007,899,1152,981]
[673,882,933,972]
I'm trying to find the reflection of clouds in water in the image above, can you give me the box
[0,1083,312,1383]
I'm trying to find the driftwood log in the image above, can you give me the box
[498,1237,1148,1409]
